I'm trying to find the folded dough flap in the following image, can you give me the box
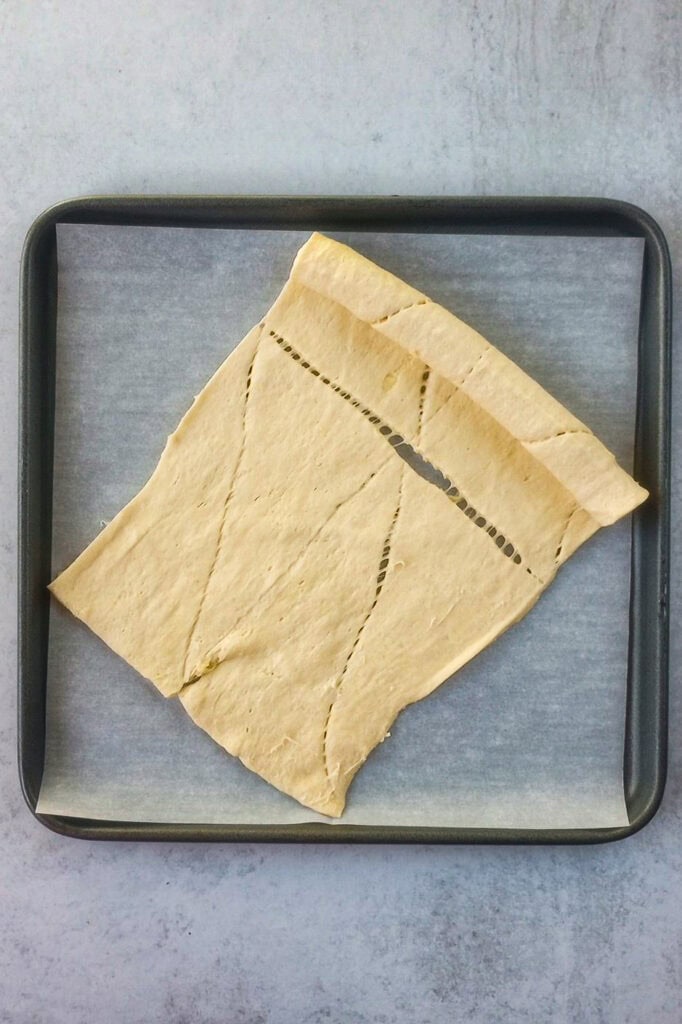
[291,233,648,526]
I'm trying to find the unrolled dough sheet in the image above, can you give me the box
[37,224,644,828]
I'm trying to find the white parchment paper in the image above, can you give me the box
[37,224,644,828]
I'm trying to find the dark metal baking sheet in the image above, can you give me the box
[18,196,671,843]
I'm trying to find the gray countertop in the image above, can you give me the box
[1,2,680,1022]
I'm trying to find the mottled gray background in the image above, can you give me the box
[1,2,680,1022]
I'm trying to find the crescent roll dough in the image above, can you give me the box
[50,233,647,816]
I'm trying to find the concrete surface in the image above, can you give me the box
[1,2,680,1022]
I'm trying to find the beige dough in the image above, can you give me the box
[50,233,648,816]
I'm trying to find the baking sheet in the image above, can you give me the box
[37,224,644,829]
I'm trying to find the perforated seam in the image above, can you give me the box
[371,299,430,325]
[269,329,540,580]
[181,334,260,680]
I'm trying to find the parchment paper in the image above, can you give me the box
[37,224,644,828]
